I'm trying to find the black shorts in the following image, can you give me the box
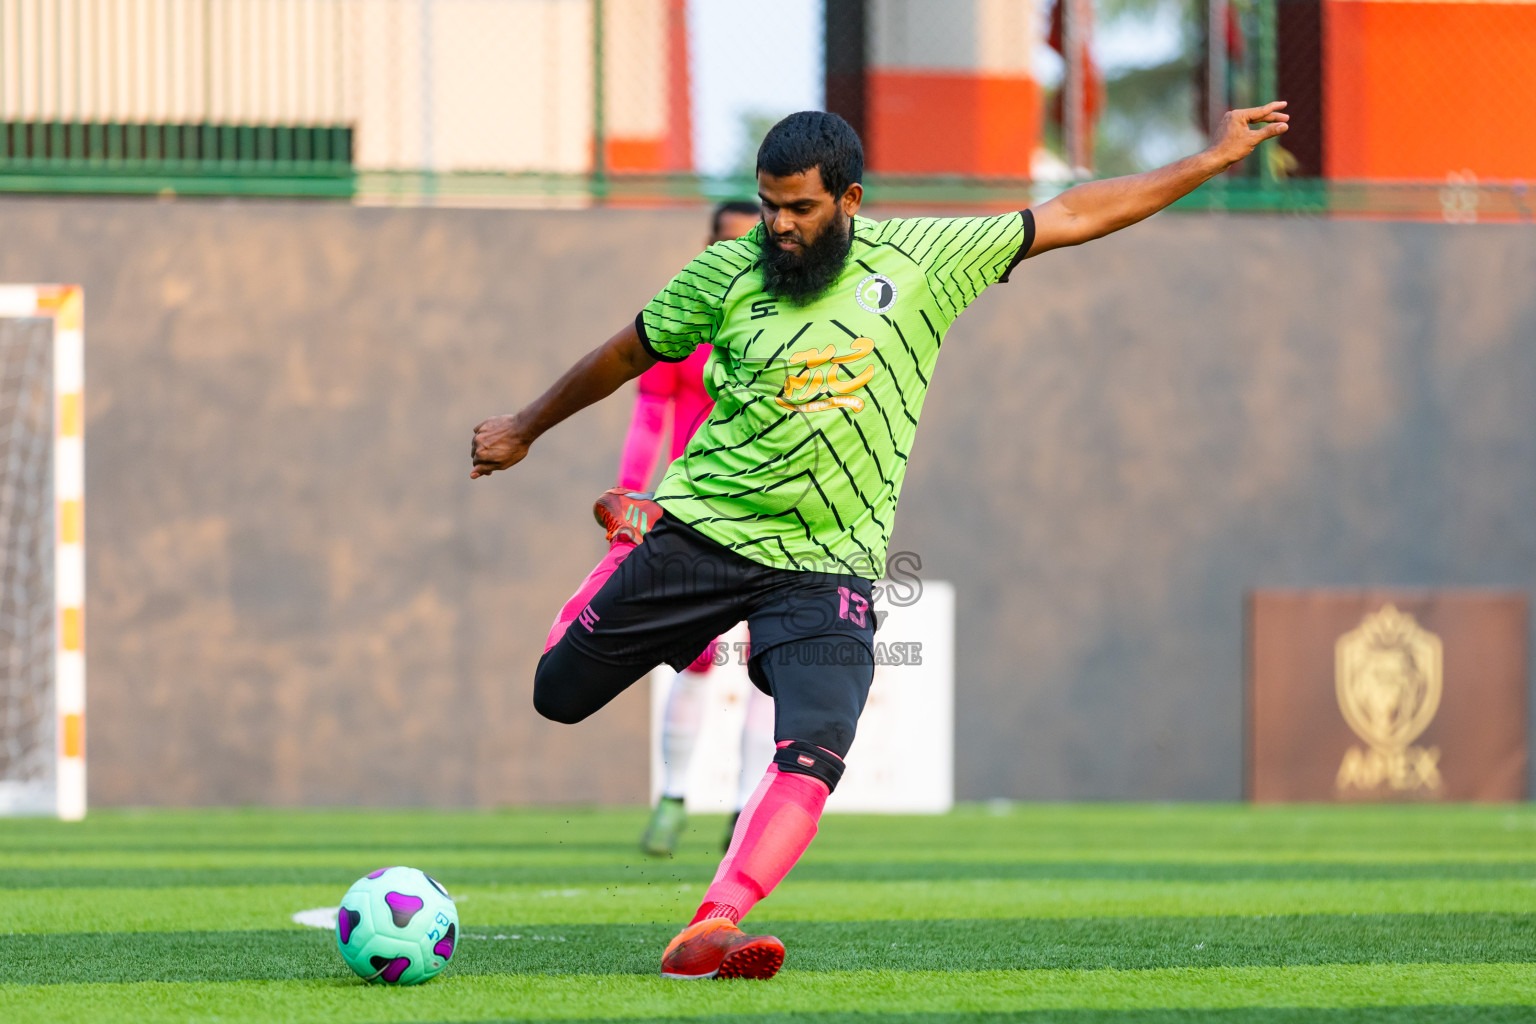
[534,517,876,758]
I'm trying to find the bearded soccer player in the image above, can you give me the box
[472,104,1288,979]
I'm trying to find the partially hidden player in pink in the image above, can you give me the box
[546,201,775,857]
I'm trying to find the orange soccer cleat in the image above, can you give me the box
[593,487,664,546]
[659,918,785,980]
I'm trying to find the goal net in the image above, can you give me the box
[0,286,84,820]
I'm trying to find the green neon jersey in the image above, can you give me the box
[637,211,1033,578]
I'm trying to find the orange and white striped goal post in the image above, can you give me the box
[0,285,85,821]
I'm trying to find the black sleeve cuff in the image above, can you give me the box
[633,311,690,363]
[997,209,1036,284]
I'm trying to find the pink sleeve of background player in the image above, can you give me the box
[621,347,714,490]
[617,391,670,491]
[668,345,716,462]
[670,386,713,463]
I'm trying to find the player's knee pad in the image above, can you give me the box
[773,740,846,793]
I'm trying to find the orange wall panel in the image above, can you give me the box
[664,0,693,172]
[867,71,1040,177]
[1325,0,1536,180]
[600,0,690,174]
[606,138,666,173]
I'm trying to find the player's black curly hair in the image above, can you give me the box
[756,111,864,200]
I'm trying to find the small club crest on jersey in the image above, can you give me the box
[855,273,897,315]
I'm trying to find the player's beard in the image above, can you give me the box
[759,210,853,304]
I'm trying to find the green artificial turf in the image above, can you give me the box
[8,876,1536,933]
[7,860,1536,890]
[5,914,1536,984]
[4,964,1536,1023]
[2,805,1535,1022]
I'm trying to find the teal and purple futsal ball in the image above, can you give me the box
[336,866,458,985]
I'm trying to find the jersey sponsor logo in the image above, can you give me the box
[854,273,897,315]
[750,299,778,319]
[776,336,876,413]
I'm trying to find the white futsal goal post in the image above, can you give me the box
[0,286,85,820]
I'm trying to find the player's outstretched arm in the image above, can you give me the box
[1027,102,1289,258]
[471,321,655,479]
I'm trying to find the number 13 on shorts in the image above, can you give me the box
[837,586,869,627]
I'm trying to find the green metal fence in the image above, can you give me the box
[0,122,353,198]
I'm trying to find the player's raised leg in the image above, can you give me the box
[541,489,664,651]
[534,517,746,728]
[542,539,633,652]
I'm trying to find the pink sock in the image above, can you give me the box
[690,755,830,924]
[543,540,636,651]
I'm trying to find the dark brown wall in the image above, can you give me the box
[1,197,1531,804]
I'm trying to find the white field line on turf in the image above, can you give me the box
[290,911,597,944]
[293,892,475,928]
[291,907,339,929]
[290,905,632,943]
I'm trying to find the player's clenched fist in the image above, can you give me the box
[471,414,530,479]
[1210,101,1289,168]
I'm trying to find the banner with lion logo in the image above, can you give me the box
[1247,591,1527,802]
